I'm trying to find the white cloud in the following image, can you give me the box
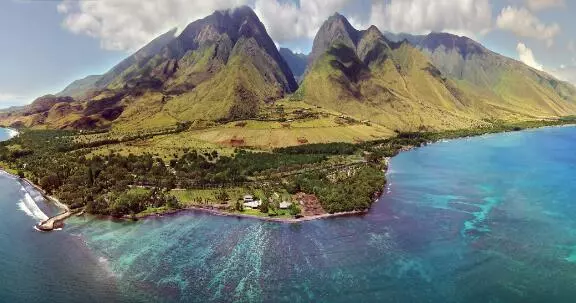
[254,0,354,43]
[368,0,493,37]
[569,40,576,53]
[516,42,543,70]
[496,6,560,47]
[59,0,496,51]
[58,0,251,51]
[549,66,576,85]
[525,0,564,11]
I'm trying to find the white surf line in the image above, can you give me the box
[18,185,49,222]
[7,128,19,138]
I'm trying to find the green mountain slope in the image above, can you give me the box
[3,9,576,134]
[1,6,298,130]
[301,16,576,131]
[412,33,576,117]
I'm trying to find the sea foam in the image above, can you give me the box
[7,129,18,138]
[18,186,49,222]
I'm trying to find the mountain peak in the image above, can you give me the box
[328,12,346,20]
[308,13,360,68]
[364,25,385,39]
[420,32,488,58]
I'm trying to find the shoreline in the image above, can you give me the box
[1,126,20,139]
[0,168,69,213]
[7,127,19,138]
[135,205,368,223]
[2,123,575,226]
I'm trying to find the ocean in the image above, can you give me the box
[1,126,576,302]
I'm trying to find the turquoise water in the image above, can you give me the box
[0,128,14,141]
[2,127,576,302]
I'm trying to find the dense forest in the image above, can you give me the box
[0,130,365,216]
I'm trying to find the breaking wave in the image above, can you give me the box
[18,186,49,222]
[7,129,18,138]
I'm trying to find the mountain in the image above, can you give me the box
[279,48,308,82]
[299,15,576,131]
[410,33,576,113]
[3,9,576,132]
[1,6,297,129]
[56,75,102,99]
[94,28,179,90]
[56,29,180,100]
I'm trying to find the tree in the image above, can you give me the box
[17,170,25,179]
[39,174,61,194]
[259,197,270,213]
[234,200,244,212]
[86,166,94,186]
[289,202,301,216]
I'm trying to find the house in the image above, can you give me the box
[279,202,292,209]
[243,195,254,203]
[244,200,262,209]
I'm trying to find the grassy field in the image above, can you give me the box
[88,132,235,160]
[171,187,293,206]
[186,123,394,149]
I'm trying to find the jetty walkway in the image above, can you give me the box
[36,210,73,231]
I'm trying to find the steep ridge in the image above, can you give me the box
[1,6,298,130]
[3,9,576,132]
[300,16,576,131]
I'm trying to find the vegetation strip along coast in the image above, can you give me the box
[1,117,575,227]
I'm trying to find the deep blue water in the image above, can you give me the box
[2,126,576,302]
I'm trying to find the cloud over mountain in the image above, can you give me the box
[369,0,493,37]
[516,42,543,70]
[58,0,251,51]
[496,6,560,46]
[58,0,498,52]
[254,0,355,43]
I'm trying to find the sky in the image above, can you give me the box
[1,0,576,108]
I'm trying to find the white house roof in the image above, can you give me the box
[243,200,262,208]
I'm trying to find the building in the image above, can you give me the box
[243,195,254,203]
[244,200,262,209]
[279,202,292,209]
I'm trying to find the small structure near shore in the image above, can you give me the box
[243,200,262,209]
[36,210,73,231]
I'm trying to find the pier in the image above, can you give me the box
[36,210,73,231]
